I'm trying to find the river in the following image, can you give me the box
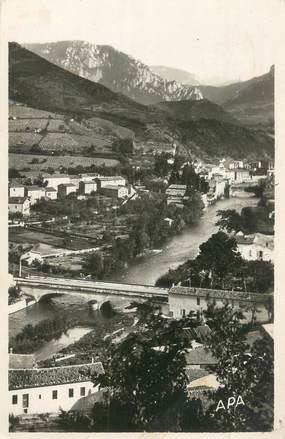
[109,196,258,285]
[9,196,257,355]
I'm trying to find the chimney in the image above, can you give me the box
[91,357,94,364]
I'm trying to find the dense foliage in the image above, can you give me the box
[57,303,273,432]
[156,231,273,294]
[203,305,274,431]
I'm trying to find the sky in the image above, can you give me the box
[1,0,284,84]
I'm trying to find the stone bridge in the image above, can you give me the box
[14,276,169,308]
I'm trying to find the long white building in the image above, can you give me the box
[9,362,104,416]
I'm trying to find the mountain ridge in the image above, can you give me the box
[24,40,202,105]
[9,42,274,160]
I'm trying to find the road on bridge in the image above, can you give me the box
[14,275,169,298]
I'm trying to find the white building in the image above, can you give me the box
[43,174,70,189]
[9,197,31,216]
[226,168,251,183]
[101,185,128,199]
[69,175,81,189]
[45,187,57,200]
[9,362,104,416]
[80,173,100,182]
[9,181,25,198]
[96,176,126,190]
[25,186,45,205]
[79,180,97,195]
[229,160,244,170]
[58,183,77,198]
[168,286,270,323]
[235,232,274,262]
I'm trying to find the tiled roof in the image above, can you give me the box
[103,185,126,190]
[59,183,77,187]
[167,184,187,189]
[169,286,271,303]
[9,181,25,188]
[185,347,217,365]
[235,234,255,245]
[43,174,69,179]
[184,367,210,383]
[98,176,125,181]
[9,197,28,204]
[9,362,104,390]
[45,187,57,192]
[194,325,212,341]
[9,354,34,370]
[26,186,44,191]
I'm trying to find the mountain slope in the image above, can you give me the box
[150,65,199,85]
[153,99,237,124]
[200,67,274,126]
[9,42,145,115]
[9,43,274,160]
[24,41,201,105]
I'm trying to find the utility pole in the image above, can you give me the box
[19,255,23,278]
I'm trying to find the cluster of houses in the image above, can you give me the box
[8,173,136,217]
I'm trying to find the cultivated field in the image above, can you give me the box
[9,153,119,171]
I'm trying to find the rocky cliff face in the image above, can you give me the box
[24,41,203,104]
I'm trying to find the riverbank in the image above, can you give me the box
[109,196,259,285]
[9,196,258,346]
[8,297,36,315]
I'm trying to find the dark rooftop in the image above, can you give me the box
[184,367,210,383]
[9,362,104,390]
[9,181,25,188]
[169,286,271,303]
[185,347,217,365]
[9,354,34,370]
[45,187,57,192]
[9,196,28,204]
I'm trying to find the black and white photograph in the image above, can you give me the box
[2,0,282,433]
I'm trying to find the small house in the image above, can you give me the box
[9,197,30,216]
[58,183,77,198]
[101,185,128,199]
[79,180,97,195]
[45,187,57,200]
[9,181,25,198]
[25,186,45,205]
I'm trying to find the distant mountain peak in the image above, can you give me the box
[189,87,203,100]
[24,41,201,105]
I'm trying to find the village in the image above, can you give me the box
[8,145,275,431]
[5,1,277,430]
[8,153,274,280]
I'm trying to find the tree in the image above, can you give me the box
[83,252,104,278]
[154,153,171,177]
[112,138,134,155]
[196,232,243,282]
[241,207,258,234]
[203,305,274,431]
[242,260,274,293]
[183,190,204,226]
[216,209,244,233]
[91,314,192,431]
[9,168,22,179]
[58,308,197,432]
